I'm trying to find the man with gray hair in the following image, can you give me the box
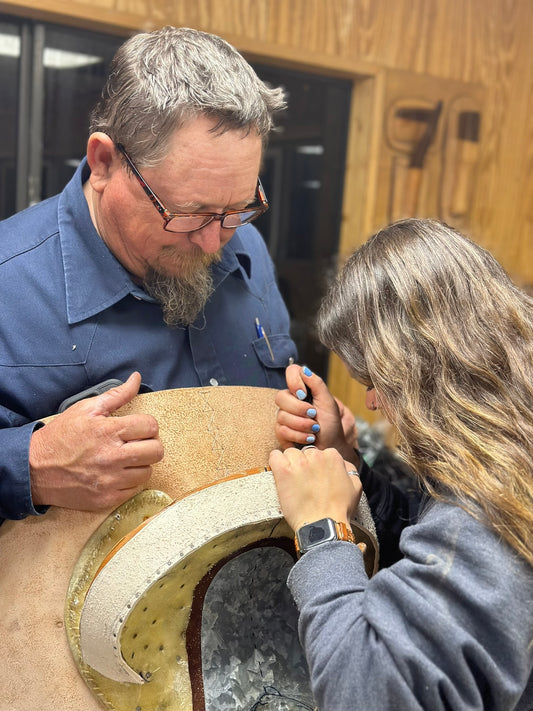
[0,26,297,521]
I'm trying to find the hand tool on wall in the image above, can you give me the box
[388,99,444,220]
[449,110,481,217]
[400,100,443,216]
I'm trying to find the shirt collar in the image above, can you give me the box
[59,159,252,325]
[214,230,253,281]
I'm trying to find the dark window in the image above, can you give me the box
[253,65,351,375]
[41,25,122,198]
[0,16,121,212]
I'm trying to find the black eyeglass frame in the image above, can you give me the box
[116,143,269,233]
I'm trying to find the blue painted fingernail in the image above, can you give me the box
[296,389,307,400]
[306,435,316,443]
[306,407,317,417]
[311,423,320,433]
[303,366,312,377]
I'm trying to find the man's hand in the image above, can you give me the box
[29,372,164,512]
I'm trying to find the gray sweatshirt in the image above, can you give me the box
[288,499,533,711]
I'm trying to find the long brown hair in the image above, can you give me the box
[318,218,533,566]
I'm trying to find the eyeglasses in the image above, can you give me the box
[116,143,269,233]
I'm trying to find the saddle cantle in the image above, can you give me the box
[0,386,377,710]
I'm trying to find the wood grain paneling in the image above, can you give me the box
[1,0,531,419]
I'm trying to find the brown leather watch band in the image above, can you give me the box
[334,520,356,544]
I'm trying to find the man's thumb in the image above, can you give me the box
[91,372,142,416]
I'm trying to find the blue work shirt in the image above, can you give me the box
[0,159,296,520]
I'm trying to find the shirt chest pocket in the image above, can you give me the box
[252,334,297,388]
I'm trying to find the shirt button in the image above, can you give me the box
[209,378,219,386]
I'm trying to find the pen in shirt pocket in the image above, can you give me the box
[255,317,275,361]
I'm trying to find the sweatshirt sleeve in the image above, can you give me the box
[287,501,533,711]
[358,455,422,567]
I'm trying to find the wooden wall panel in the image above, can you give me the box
[1,0,532,419]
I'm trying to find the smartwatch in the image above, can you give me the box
[295,518,355,557]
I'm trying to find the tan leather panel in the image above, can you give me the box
[0,386,279,710]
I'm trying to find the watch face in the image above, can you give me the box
[296,518,336,553]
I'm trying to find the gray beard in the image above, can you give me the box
[143,261,216,328]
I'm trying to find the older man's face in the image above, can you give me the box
[88,116,263,325]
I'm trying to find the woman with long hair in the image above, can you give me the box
[269,218,533,710]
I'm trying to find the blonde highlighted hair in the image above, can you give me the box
[318,218,533,566]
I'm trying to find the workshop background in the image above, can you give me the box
[0,0,531,420]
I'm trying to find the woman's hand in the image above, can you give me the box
[335,395,359,453]
[268,445,362,532]
[275,364,358,463]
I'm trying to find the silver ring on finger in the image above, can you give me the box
[347,469,360,478]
